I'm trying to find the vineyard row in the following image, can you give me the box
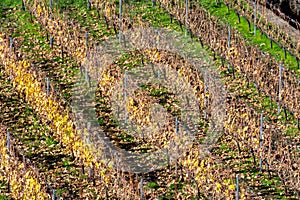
[223,0,300,62]
[0,125,49,199]
[1,1,248,197]
[157,0,300,118]
[24,0,300,196]
[2,0,298,198]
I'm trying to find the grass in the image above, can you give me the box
[198,0,300,77]
[0,0,21,8]
[0,180,10,200]
[147,182,160,189]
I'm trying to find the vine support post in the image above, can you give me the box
[228,25,231,49]
[123,71,127,125]
[259,114,264,172]
[166,147,170,170]
[9,37,13,56]
[157,69,160,80]
[46,77,50,96]
[152,0,156,7]
[86,122,91,144]
[203,71,207,120]
[85,67,91,87]
[236,174,239,200]
[163,68,166,80]
[278,64,282,114]
[85,31,89,57]
[140,178,144,200]
[175,117,179,177]
[87,0,91,11]
[227,25,231,73]
[254,0,257,36]
[49,0,52,9]
[6,133,10,194]
[119,0,123,44]
[185,0,188,37]
[50,34,53,48]
[52,189,56,200]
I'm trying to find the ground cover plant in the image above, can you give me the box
[0,0,299,199]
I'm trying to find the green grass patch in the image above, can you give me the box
[198,0,300,77]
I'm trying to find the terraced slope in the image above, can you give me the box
[0,0,299,199]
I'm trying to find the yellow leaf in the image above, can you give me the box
[216,182,222,193]
[229,184,235,190]
[37,4,42,16]
[242,126,248,132]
